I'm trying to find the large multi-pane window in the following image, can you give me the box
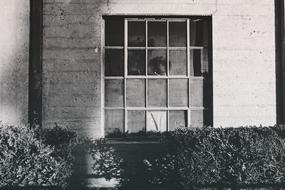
[104,17,212,136]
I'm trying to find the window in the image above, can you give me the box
[104,17,212,136]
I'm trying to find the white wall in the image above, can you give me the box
[0,1,30,125]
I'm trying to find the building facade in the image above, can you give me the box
[0,0,283,139]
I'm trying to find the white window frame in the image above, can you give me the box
[103,17,208,135]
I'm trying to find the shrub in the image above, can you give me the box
[0,124,73,188]
[144,126,285,189]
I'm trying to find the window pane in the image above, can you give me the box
[148,50,166,75]
[146,111,167,132]
[148,22,166,47]
[128,21,145,47]
[128,111,145,133]
[105,49,124,76]
[190,78,203,107]
[169,22,186,47]
[105,18,124,46]
[190,19,209,47]
[191,109,203,127]
[190,49,202,76]
[128,50,146,75]
[105,110,124,136]
[169,111,187,130]
[169,50,187,75]
[126,79,145,107]
[169,79,188,107]
[148,79,167,107]
[105,79,124,107]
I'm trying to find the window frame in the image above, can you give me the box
[103,17,210,136]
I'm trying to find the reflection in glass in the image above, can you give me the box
[147,111,167,132]
[190,49,202,76]
[190,78,203,107]
[105,79,124,107]
[169,79,188,107]
[105,110,124,136]
[191,109,203,127]
[128,21,146,47]
[126,79,145,107]
[128,50,146,75]
[148,22,166,47]
[169,22,186,47]
[105,49,124,76]
[105,18,124,46]
[190,19,209,47]
[148,79,167,107]
[169,50,187,75]
[169,111,187,130]
[128,111,145,133]
[148,50,166,75]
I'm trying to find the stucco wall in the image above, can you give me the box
[42,0,276,138]
[0,1,30,125]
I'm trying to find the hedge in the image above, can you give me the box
[143,126,285,189]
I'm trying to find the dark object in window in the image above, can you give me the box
[128,50,146,75]
[148,22,167,47]
[105,18,124,46]
[190,19,209,47]
[105,49,124,76]
[190,49,202,76]
[128,21,146,47]
[169,22,187,47]
[148,50,167,75]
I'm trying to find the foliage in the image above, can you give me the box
[0,124,72,188]
[144,126,285,189]
[0,123,123,189]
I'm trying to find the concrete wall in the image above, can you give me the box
[0,1,30,125]
[42,0,276,138]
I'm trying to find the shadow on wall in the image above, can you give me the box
[42,0,107,138]
[0,0,29,125]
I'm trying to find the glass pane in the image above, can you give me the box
[105,110,124,136]
[169,111,187,130]
[105,18,124,46]
[128,21,145,47]
[190,19,209,47]
[148,22,166,47]
[148,79,167,107]
[146,111,167,132]
[128,50,146,75]
[105,79,124,107]
[126,79,145,107]
[190,49,202,76]
[191,109,203,128]
[105,49,124,76]
[169,50,187,75]
[128,111,145,133]
[169,22,186,47]
[190,78,203,107]
[148,50,166,75]
[169,79,188,107]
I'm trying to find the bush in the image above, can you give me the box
[144,126,285,189]
[0,124,73,188]
[0,124,123,189]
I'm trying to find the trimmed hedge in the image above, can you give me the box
[0,124,122,189]
[144,126,285,189]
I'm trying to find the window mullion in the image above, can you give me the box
[145,20,148,132]
[187,18,191,127]
[124,18,128,132]
[166,20,170,131]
